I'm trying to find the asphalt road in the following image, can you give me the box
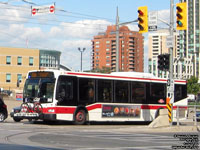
[0,121,199,150]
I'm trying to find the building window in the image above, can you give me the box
[6,56,11,65]
[17,74,22,81]
[29,57,33,66]
[17,56,22,65]
[6,74,11,82]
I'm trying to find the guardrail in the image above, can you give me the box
[176,105,200,126]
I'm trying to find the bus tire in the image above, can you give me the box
[155,107,164,119]
[74,109,87,125]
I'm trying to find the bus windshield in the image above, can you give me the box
[23,78,55,103]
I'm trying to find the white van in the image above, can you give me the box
[187,94,195,102]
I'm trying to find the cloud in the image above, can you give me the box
[2,2,170,72]
[158,9,170,28]
[0,3,29,24]
[49,19,111,39]
[61,39,92,71]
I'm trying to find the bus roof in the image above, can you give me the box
[28,70,187,84]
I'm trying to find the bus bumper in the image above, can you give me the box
[12,113,56,121]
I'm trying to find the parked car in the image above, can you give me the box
[10,106,22,122]
[194,111,200,122]
[0,98,8,122]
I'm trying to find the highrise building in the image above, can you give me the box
[92,25,144,72]
[148,29,193,79]
[178,0,200,79]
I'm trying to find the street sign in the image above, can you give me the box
[166,36,173,48]
[148,11,157,31]
[31,3,55,16]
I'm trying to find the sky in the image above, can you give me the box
[0,0,179,72]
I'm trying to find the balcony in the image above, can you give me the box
[129,54,134,58]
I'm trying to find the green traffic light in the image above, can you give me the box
[177,21,183,27]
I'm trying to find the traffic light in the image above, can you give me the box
[157,54,170,71]
[176,2,187,30]
[137,6,148,33]
[163,54,170,70]
[158,54,164,70]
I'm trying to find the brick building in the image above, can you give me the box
[92,25,144,72]
[0,47,61,90]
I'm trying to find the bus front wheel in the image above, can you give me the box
[74,109,86,125]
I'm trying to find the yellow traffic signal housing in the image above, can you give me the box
[176,2,187,30]
[137,6,148,33]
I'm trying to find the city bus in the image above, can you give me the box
[13,70,187,125]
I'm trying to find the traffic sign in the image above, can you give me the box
[31,3,55,16]
[166,36,173,48]
[148,11,157,31]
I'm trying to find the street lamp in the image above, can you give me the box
[78,47,86,72]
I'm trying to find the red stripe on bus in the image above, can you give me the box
[42,104,187,114]
[141,105,166,109]
[87,104,102,111]
[43,107,76,114]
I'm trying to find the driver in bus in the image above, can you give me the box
[57,85,66,105]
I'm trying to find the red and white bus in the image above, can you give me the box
[13,70,187,125]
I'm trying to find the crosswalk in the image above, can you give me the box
[70,131,193,150]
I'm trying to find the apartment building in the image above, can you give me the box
[92,25,144,72]
[148,29,193,79]
[178,0,200,79]
[0,47,61,90]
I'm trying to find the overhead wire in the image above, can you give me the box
[0,1,114,49]
[0,3,113,31]
[0,2,115,23]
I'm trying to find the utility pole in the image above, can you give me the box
[168,0,175,126]
[115,7,137,72]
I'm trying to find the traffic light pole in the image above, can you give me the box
[168,0,175,126]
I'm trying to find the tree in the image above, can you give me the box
[91,67,111,74]
[187,76,200,95]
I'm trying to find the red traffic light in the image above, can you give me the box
[138,10,144,16]
[176,6,182,12]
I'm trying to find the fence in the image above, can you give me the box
[175,105,200,126]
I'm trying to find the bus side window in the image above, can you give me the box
[131,82,146,103]
[150,83,166,104]
[174,85,183,102]
[56,76,74,106]
[97,79,112,103]
[114,80,129,103]
[79,78,95,103]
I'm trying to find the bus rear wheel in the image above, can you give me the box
[74,110,86,125]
